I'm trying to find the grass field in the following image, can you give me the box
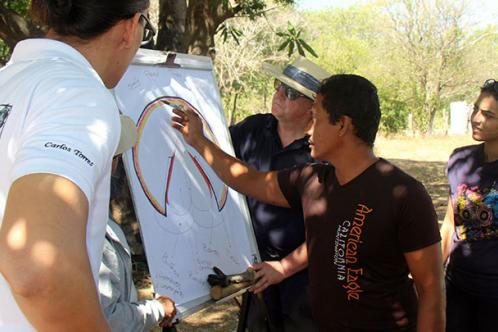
[163,134,478,331]
[375,135,474,162]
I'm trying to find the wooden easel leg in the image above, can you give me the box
[256,292,274,332]
[162,320,178,332]
[237,291,252,332]
[162,326,177,332]
[237,291,275,332]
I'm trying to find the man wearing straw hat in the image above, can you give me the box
[230,57,329,331]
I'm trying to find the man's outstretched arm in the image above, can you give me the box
[172,107,290,208]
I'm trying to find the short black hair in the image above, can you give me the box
[318,74,380,147]
[31,0,150,40]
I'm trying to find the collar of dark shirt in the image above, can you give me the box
[265,114,310,151]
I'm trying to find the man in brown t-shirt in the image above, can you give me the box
[172,74,445,331]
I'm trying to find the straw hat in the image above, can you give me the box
[262,56,330,100]
[114,115,137,156]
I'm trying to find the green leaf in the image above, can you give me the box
[220,28,228,42]
[216,23,244,45]
[230,30,241,45]
[288,41,295,57]
[299,39,319,58]
[296,42,305,56]
[278,40,290,51]
[234,29,244,37]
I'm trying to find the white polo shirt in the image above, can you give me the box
[0,39,120,331]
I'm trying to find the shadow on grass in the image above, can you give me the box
[177,301,240,332]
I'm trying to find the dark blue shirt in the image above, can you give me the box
[446,143,498,297]
[230,113,312,259]
[230,113,313,314]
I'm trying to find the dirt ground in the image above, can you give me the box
[142,134,476,331]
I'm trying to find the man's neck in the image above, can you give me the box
[277,119,311,148]
[331,145,378,186]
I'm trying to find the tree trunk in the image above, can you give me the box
[426,82,441,135]
[427,105,436,136]
[185,1,217,55]
[156,0,188,52]
[0,3,42,49]
[157,0,237,56]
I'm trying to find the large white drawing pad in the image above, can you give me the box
[114,49,259,318]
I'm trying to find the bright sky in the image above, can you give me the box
[296,0,498,25]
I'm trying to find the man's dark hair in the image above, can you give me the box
[31,0,150,40]
[318,74,381,147]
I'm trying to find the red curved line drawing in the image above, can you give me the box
[165,152,175,206]
[133,96,229,217]
[188,152,228,211]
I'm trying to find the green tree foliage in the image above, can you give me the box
[304,4,414,134]
[0,0,42,64]
[0,0,31,64]
[303,1,498,135]
[385,0,498,134]
[2,0,498,136]
[378,90,409,135]
[4,0,29,14]
[0,40,9,65]
[305,4,381,73]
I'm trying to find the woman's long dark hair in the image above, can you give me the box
[31,0,149,39]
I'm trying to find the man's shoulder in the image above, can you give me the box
[373,158,424,189]
[280,162,331,184]
[231,113,275,130]
[243,113,274,121]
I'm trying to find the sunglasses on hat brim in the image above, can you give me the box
[274,79,311,101]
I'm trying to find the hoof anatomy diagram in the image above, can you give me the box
[133,96,228,234]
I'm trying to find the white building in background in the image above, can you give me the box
[449,101,471,135]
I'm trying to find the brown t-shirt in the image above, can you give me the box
[278,159,441,331]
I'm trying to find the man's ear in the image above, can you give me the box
[338,115,352,136]
[120,13,141,48]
